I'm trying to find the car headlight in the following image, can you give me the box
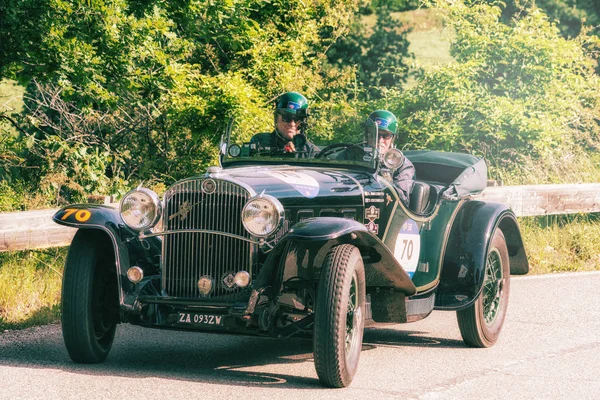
[383,148,405,170]
[241,194,284,238]
[120,188,162,231]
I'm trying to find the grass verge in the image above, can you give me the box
[0,248,66,331]
[519,213,600,274]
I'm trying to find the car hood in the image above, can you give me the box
[209,165,370,207]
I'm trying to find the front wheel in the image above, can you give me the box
[313,244,366,388]
[61,231,119,363]
[457,228,510,348]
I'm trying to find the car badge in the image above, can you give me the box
[169,201,193,221]
[202,179,217,194]
[197,276,213,295]
[365,221,379,234]
[222,273,235,289]
[365,206,380,221]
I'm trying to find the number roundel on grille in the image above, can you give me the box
[202,179,217,194]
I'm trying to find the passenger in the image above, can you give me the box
[338,110,415,205]
[369,110,415,205]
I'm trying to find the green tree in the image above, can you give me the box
[327,5,414,99]
[393,0,600,184]
[361,0,420,14]
[0,0,362,207]
[481,0,600,38]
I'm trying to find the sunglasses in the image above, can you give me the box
[279,114,303,123]
[379,132,396,140]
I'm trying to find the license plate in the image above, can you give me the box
[177,312,224,326]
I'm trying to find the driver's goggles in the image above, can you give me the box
[279,113,304,123]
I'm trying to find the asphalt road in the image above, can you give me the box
[1,272,599,400]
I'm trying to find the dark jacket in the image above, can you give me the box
[391,157,415,206]
[250,131,319,158]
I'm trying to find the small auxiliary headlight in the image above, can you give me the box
[241,194,284,238]
[197,276,214,295]
[228,144,242,157]
[120,188,162,231]
[383,148,405,170]
[234,271,251,288]
[127,266,144,284]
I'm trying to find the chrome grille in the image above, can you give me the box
[161,178,254,299]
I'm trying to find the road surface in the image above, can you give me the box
[1,272,599,399]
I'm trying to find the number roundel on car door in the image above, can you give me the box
[394,219,421,278]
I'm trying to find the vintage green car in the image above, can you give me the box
[53,121,528,388]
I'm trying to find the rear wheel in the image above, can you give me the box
[313,244,365,388]
[457,229,510,348]
[61,231,119,363]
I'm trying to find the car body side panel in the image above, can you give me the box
[410,200,463,291]
[435,201,528,310]
[371,176,465,294]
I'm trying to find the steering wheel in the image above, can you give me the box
[315,142,366,159]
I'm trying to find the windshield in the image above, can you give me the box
[220,118,381,171]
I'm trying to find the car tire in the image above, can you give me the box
[457,228,510,348]
[313,244,366,388]
[61,230,119,363]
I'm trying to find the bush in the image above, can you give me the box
[390,1,600,184]
[0,0,363,194]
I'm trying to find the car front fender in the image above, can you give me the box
[435,201,528,310]
[251,217,416,299]
[53,204,162,315]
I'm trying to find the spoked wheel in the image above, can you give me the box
[314,244,366,388]
[457,229,510,348]
[61,230,119,363]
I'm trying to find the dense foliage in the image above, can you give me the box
[482,0,600,74]
[361,0,421,14]
[1,0,600,210]
[0,0,364,207]
[327,5,414,98]
[389,0,600,183]
[482,0,600,38]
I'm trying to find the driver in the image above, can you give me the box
[370,110,415,205]
[250,92,319,158]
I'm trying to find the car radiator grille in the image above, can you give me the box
[161,178,254,300]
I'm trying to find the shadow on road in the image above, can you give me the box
[0,322,465,388]
[363,326,466,349]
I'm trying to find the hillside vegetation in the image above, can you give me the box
[1,0,599,208]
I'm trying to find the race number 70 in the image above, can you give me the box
[61,208,91,222]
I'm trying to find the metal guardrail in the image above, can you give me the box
[1,183,599,252]
[475,183,600,217]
